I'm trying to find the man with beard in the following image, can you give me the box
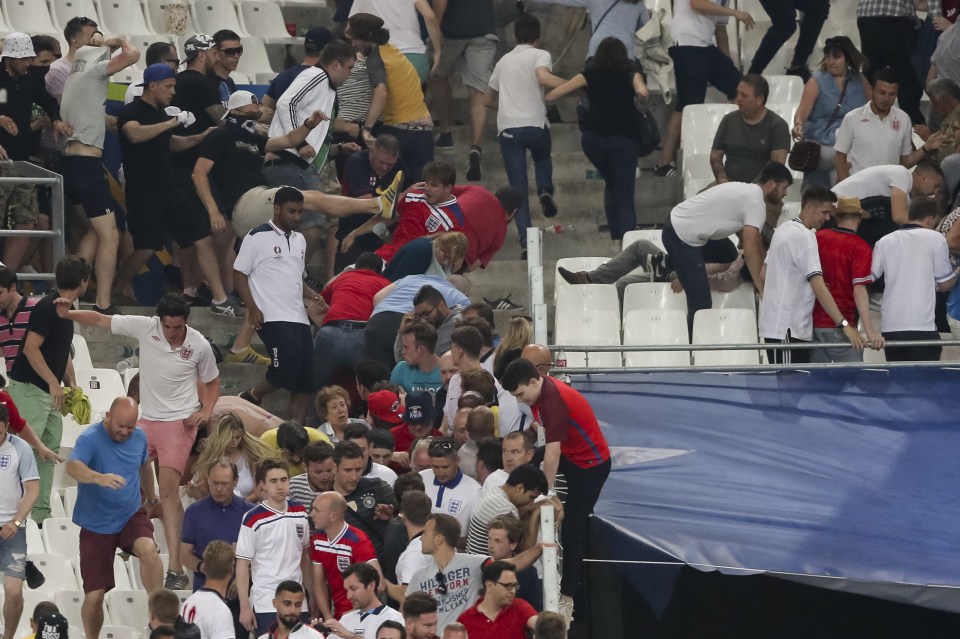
[258,581,323,639]
[661,161,793,335]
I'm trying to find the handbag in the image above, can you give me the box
[788,77,848,173]
[635,99,661,157]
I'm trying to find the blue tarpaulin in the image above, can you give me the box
[579,367,960,614]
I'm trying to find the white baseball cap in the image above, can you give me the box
[3,32,36,59]
[222,90,259,118]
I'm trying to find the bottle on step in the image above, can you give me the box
[544,224,575,234]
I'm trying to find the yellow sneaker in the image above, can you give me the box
[225,346,270,365]
[378,170,404,220]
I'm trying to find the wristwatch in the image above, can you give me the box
[836,319,849,329]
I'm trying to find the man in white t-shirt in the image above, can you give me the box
[834,67,939,183]
[872,198,958,362]
[484,13,564,250]
[758,185,865,364]
[60,37,139,314]
[181,541,236,639]
[57,293,220,590]
[321,562,405,639]
[662,161,792,334]
[235,187,318,424]
[832,161,944,248]
[419,437,481,540]
[0,402,39,639]
[391,491,433,594]
[349,0,442,81]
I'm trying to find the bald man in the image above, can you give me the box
[521,344,553,377]
[309,491,383,620]
[68,396,164,639]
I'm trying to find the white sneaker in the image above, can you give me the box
[559,598,574,629]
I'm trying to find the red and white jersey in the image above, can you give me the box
[236,500,311,613]
[181,588,236,639]
[310,522,378,618]
[377,191,467,262]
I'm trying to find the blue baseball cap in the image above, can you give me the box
[138,63,177,86]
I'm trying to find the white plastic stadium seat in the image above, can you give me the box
[62,485,78,517]
[129,553,168,590]
[555,310,622,368]
[122,366,139,390]
[193,0,249,37]
[740,22,801,74]
[53,446,78,492]
[623,309,691,367]
[680,103,736,152]
[685,177,714,199]
[765,75,804,104]
[230,70,252,84]
[622,282,687,315]
[41,518,81,559]
[239,0,295,43]
[3,0,58,34]
[816,20,860,51]
[60,414,85,448]
[106,590,149,628]
[49,490,67,519]
[113,553,134,590]
[555,284,620,316]
[682,152,714,196]
[97,0,152,34]
[144,0,201,36]
[57,589,113,629]
[0,3,12,31]
[553,256,609,302]
[765,102,798,130]
[72,334,93,371]
[712,283,757,312]
[113,67,143,85]
[236,37,276,76]
[75,368,126,419]
[101,625,138,639]
[25,518,43,554]
[152,518,168,553]
[256,72,279,84]
[30,553,80,593]
[622,229,664,252]
[128,35,176,69]
[692,308,761,366]
[776,201,802,227]
[50,0,102,32]
[16,589,56,637]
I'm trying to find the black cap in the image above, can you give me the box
[304,26,333,52]
[37,612,69,638]
[403,390,435,425]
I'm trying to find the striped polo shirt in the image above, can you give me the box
[0,296,39,373]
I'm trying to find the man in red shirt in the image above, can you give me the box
[309,252,391,389]
[309,490,381,620]
[377,161,466,263]
[811,196,883,362]
[388,390,442,458]
[457,560,538,639]
[501,358,610,621]
[453,185,522,271]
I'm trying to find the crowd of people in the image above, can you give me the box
[1,0,960,637]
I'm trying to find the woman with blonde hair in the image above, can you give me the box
[187,412,276,500]
[494,315,533,380]
[382,231,468,281]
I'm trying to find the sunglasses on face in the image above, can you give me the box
[220,46,244,57]
[435,571,448,595]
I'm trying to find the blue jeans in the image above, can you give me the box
[580,130,639,240]
[313,321,368,389]
[381,125,434,185]
[499,126,554,247]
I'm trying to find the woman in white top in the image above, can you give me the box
[187,413,275,501]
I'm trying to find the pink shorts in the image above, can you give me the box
[140,417,198,473]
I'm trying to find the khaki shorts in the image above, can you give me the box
[0,164,39,227]
[434,34,497,91]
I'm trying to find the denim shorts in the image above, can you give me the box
[0,527,26,580]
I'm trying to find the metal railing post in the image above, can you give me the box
[0,161,65,281]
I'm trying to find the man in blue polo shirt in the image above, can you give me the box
[181,459,254,638]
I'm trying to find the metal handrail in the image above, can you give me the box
[0,161,65,281]
[549,339,960,352]
[556,361,960,374]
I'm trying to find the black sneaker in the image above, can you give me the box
[434,131,454,150]
[466,147,482,181]
[646,253,670,282]
[539,192,558,218]
[652,163,677,178]
[786,64,812,83]
[557,267,591,285]
[483,295,525,311]
[164,569,189,590]
[25,560,45,589]
[195,282,214,302]
[239,388,261,406]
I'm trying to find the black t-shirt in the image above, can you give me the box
[118,98,174,190]
[583,67,640,139]
[171,69,221,167]
[9,293,74,391]
[198,124,268,208]
[342,477,398,556]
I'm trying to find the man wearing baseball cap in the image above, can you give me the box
[811,195,884,362]
[367,389,406,428]
[0,33,72,274]
[262,27,335,117]
[390,390,442,460]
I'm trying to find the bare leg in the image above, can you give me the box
[180,245,201,292]
[231,321,257,351]
[193,236,230,302]
[213,230,237,296]
[323,229,338,281]
[85,215,120,309]
[115,248,153,299]
[3,224,34,273]
[81,589,105,639]
[431,74,454,133]
[132,535,164,591]
[468,88,486,147]
[158,465,185,573]
[301,192,380,218]
[658,112,682,168]
[290,392,309,423]
[2,577,23,639]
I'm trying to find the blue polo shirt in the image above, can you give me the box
[182,494,254,590]
[70,422,148,535]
